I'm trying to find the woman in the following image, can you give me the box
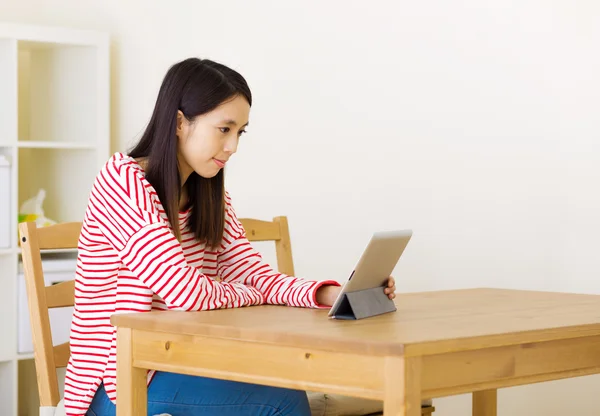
[64,57,396,416]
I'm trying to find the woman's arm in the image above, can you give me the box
[89,157,264,311]
[216,193,340,308]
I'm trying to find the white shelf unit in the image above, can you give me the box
[0,22,109,415]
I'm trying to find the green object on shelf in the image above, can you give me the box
[18,189,57,227]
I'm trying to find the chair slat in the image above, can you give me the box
[35,222,81,250]
[239,218,281,242]
[45,280,75,309]
[53,342,70,368]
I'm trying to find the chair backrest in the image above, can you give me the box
[17,215,294,407]
[238,216,295,276]
[18,221,81,408]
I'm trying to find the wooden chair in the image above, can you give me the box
[19,217,435,416]
[19,221,80,416]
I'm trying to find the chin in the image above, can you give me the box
[194,169,220,179]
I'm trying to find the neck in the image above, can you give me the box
[178,168,190,211]
[136,156,189,211]
[179,166,192,188]
[177,150,193,188]
[179,188,188,211]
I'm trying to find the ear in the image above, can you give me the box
[176,110,186,139]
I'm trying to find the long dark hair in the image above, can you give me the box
[129,58,252,247]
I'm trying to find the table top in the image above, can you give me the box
[111,288,600,356]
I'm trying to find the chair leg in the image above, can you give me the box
[473,389,497,416]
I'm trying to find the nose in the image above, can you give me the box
[224,135,239,155]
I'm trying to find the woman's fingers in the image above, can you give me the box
[386,276,396,299]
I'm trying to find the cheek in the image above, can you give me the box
[181,132,220,163]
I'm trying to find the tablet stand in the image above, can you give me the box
[331,286,397,320]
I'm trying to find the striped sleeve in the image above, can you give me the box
[88,159,264,311]
[216,193,340,308]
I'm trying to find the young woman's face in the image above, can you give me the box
[176,95,250,181]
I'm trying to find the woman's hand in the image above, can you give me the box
[315,276,396,306]
[384,276,396,300]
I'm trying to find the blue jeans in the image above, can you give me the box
[86,371,311,416]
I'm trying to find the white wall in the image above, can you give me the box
[2,0,600,414]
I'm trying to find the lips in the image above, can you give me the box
[213,158,226,168]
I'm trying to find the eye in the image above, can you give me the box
[219,127,230,133]
[238,130,247,137]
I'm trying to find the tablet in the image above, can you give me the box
[328,229,412,319]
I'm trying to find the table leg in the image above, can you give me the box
[116,327,147,416]
[384,356,422,416]
[473,389,497,416]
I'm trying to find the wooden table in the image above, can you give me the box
[110,288,600,415]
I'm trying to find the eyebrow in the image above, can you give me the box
[223,119,249,128]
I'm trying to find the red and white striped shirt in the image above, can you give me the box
[64,152,337,415]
